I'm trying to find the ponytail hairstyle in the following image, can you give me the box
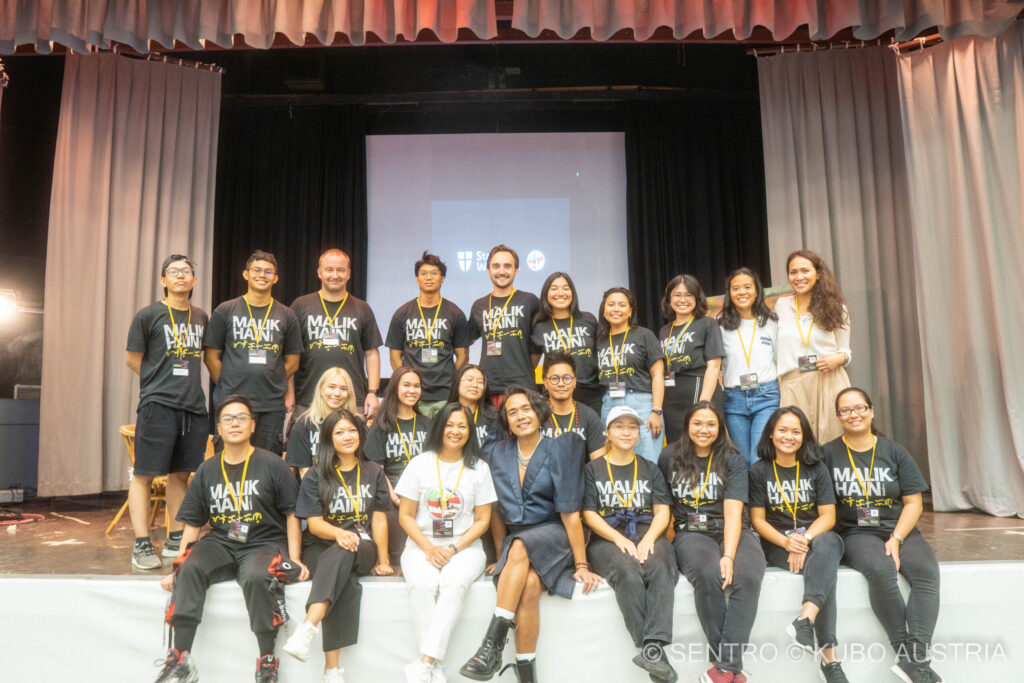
[667,401,735,487]
[719,267,776,331]
[785,250,847,332]
[834,387,886,437]
[314,409,368,512]
[755,406,823,465]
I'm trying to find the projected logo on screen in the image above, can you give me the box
[526,250,545,271]
[458,251,474,272]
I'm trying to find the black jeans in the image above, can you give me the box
[673,529,765,674]
[842,530,940,663]
[762,530,844,647]
[301,539,376,651]
[588,535,679,647]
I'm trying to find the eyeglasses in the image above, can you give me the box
[219,414,252,425]
[609,423,640,434]
[837,404,871,418]
[460,377,486,387]
[165,267,193,277]
[671,292,695,302]
[545,375,575,385]
[249,267,276,277]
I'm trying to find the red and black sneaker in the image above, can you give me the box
[255,654,279,683]
[700,666,735,683]
[153,648,198,683]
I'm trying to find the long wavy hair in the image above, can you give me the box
[718,267,776,331]
[667,401,735,487]
[302,367,358,427]
[786,250,847,332]
[377,366,423,427]
[755,406,823,465]
[661,274,709,320]
[534,271,582,324]
[314,409,368,512]
[422,402,482,469]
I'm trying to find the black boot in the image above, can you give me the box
[459,615,517,681]
[499,658,537,682]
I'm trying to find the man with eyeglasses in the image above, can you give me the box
[288,249,383,419]
[126,254,210,569]
[205,250,302,454]
[156,395,307,683]
[540,351,606,460]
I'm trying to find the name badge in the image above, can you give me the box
[739,373,759,390]
[784,526,807,537]
[172,359,190,377]
[686,512,708,532]
[432,518,454,538]
[248,349,268,365]
[857,507,880,527]
[486,339,502,356]
[227,520,250,543]
[322,334,340,347]
[421,347,439,364]
[664,371,676,387]
[355,524,372,542]
[609,381,627,398]
[798,355,818,372]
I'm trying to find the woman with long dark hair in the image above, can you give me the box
[447,364,502,449]
[824,388,940,683]
[718,268,780,465]
[749,407,848,683]
[658,401,764,683]
[283,409,393,682]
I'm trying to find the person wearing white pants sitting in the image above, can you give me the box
[396,402,497,683]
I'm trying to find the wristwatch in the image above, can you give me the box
[651,408,663,415]
[448,544,459,554]
[804,532,815,543]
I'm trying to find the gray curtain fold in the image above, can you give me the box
[896,22,1024,516]
[39,53,220,496]
[757,46,928,475]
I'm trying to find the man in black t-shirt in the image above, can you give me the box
[125,254,209,570]
[386,252,472,418]
[288,249,383,418]
[468,245,540,403]
[204,250,302,454]
[540,351,605,459]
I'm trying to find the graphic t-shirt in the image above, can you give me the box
[658,446,748,535]
[469,290,541,391]
[204,296,302,412]
[290,292,382,407]
[295,460,392,535]
[720,317,778,388]
[394,451,498,546]
[364,414,433,485]
[531,313,600,387]
[472,410,503,450]
[823,436,929,538]
[659,317,724,377]
[177,448,298,545]
[284,413,323,469]
[749,460,835,532]
[126,301,209,414]
[596,326,666,393]
[583,455,672,523]
[540,401,606,454]
[386,298,473,401]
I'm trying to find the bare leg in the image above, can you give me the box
[128,475,154,538]
[495,540,531,613]
[324,649,340,670]
[164,472,189,534]
[513,570,542,653]
[304,600,329,627]
[799,601,821,621]
[821,647,838,663]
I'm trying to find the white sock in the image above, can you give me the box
[494,607,515,620]
[515,653,536,662]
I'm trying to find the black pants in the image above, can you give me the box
[253,410,286,455]
[663,374,724,445]
[673,529,765,673]
[573,383,605,416]
[842,530,940,663]
[168,535,285,637]
[588,535,678,647]
[762,530,844,647]
[383,507,407,567]
[302,538,376,652]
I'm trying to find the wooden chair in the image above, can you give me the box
[105,425,168,534]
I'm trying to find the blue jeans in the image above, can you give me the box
[723,380,780,466]
[601,390,659,463]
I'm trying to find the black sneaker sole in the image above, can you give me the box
[458,666,499,681]
[631,653,678,683]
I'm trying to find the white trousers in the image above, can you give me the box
[400,541,486,660]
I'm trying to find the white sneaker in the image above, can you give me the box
[321,668,345,683]
[282,620,320,662]
[430,662,448,683]
[405,660,434,683]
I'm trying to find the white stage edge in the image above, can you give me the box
[3,563,1020,681]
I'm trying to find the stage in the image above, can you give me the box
[2,495,1021,681]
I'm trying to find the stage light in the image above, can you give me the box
[0,291,16,321]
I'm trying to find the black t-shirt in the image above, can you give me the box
[385,298,473,401]
[596,326,666,393]
[540,401,606,454]
[295,460,392,533]
[658,446,748,535]
[290,292,382,407]
[469,290,541,391]
[583,455,672,522]
[364,414,433,484]
[204,296,303,412]
[473,410,503,450]
[177,448,298,545]
[531,313,600,387]
[284,413,322,469]
[659,317,725,377]
[823,436,929,538]
[126,301,209,414]
[749,460,835,532]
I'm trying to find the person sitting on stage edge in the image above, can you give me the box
[539,351,606,460]
[156,395,308,683]
[286,366,359,477]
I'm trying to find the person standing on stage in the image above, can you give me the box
[204,250,302,454]
[155,395,307,683]
[126,254,210,569]
[659,274,724,445]
[469,245,541,405]
[595,287,666,464]
[387,251,473,419]
[539,351,605,460]
[447,364,502,449]
[285,367,359,477]
[775,250,852,443]
[530,272,602,414]
[288,249,383,420]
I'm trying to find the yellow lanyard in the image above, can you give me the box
[844,436,877,506]
[609,327,631,379]
[220,447,253,521]
[165,300,192,358]
[737,318,758,368]
[552,315,574,352]
[488,290,517,340]
[473,406,479,424]
[435,455,466,512]
[606,454,639,508]
[243,295,274,344]
[693,454,714,510]
[335,462,362,521]
[416,296,443,345]
[550,402,577,436]
[772,460,800,528]
[319,291,349,326]
[667,316,694,355]
[794,297,813,348]
[396,416,417,463]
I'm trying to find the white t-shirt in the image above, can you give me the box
[720,317,778,388]
[394,450,497,547]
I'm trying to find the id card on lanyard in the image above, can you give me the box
[433,455,465,538]
[416,297,443,365]
[486,292,515,357]
[608,328,630,398]
[221,448,254,543]
[686,454,714,532]
[845,436,879,527]
[319,292,347,348]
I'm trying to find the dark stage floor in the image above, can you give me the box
[1,493,1022,576]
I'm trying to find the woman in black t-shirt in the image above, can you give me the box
[824,388,941,683]
[749,407,848,683]
[285,366,360,476]
[448,363,502,449]
[283,409,393,680]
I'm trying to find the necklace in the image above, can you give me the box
[517,438,541,468]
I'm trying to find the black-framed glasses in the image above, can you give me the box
[165,267,194,277]
[837,405,871,418]
[249,267,276,277]
[219,414,252,425]
[545,374,575,385]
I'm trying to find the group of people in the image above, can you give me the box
[125,245,941,683]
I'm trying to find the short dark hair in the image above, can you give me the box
[661,274,709,320]
[415,251,447,277]
[487,244,519,268]
[598,287,638,333]
[246,250,278,270]
[160,254,197,299]
[542,350,576,376]
[216,395,254,421]
[755,406,823,465]
[498,385,551,433]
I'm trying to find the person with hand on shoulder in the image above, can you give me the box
[286,367,359,477]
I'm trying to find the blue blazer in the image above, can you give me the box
[485,435,585,528]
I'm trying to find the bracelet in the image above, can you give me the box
[575,562,590,569]
[448,544,459,554]
[722,554,734,561]
[891,532,905,544]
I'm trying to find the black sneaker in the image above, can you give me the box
[132,540,163,570]
[255,654,279,682]
[891,659,931,683]
[631,644,678,683]
[919,662,943,682]
[162,535,181,558]
[819,660,850,683]
[787,617,816,653]
[154,649,198,683]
